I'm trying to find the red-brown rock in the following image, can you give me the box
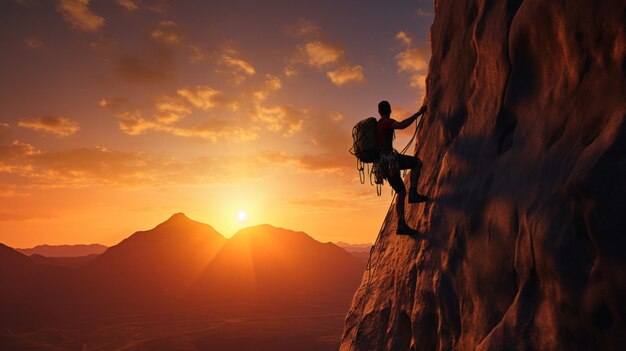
[341,0,626,349]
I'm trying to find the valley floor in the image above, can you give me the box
[1,309,345,351]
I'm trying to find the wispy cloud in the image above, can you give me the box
[327,65,364,86]
[248,75,306,136]
[56,0,105,32]
[117,0,138,12]
[416,8,434,17]
[285,22,365,87]
[177,86,238,111]
[18,116,80,137]
[0,141,318,189]
[151,20,181,44]
[189,45,211,63]
[302,41,344,67]
[110,110,257,142]
[216,49,256,84]
[0,140,40,160]
[220,55,255,75]
[254,105,305,136]
[395,31,430,89]
[101,83,252,142]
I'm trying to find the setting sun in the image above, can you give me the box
[237,210,248,222]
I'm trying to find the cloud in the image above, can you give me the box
[288,35,366,87]
[24,37,44,50]
[220,55,255,75]
[18,116,80,137]
[0,140,40,160]
[326,65,364,86]
[102,90,254,142]
[395,31,430,89]
[153,95,191,124]
[0,143,303,189]
[302,41,344,67]
[247,75,305,136]
[110,111,151,136]
[160,123,258,142]
[57,0,105,32]
[151,20,181,44]
[395,31,412,46]
[98,97,132,111]
[102,74,307,142]
[284,66,297,77]
[416,8,434,17]
[217,52,256,84]
[255,105,305,136]
[189,45,211,63]
[144,0,169,13]
[252,75,281,102]
[396,48,428,72]
[176,86,237,111]
[151,30,181,44]
[117,0,138,11]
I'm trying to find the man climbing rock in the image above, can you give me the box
[376,100,427,235]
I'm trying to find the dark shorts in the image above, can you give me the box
[387,154,421,194]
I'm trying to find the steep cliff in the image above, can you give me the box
[341,1,626,350]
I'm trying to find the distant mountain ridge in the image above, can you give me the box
[17,244,107,257]
[334,241,373,253]
[0,213,365,333]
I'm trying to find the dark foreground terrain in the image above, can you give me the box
[1,309,344,351]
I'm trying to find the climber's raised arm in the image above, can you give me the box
[391,105,427,130]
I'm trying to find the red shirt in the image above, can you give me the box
[376,117,395,153]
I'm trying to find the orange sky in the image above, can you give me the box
[0,0,433,247]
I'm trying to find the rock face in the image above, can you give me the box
[341,1,626,350]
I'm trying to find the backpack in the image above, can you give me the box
[350,117,379,163]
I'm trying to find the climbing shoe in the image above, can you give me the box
[408,188,428,203]
[396,221,418,236]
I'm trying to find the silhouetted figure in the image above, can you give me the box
[376,101,427,235]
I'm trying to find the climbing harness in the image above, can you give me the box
[354,115,421,196]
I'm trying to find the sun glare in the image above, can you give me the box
[237,210,248,222]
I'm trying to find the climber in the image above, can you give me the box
[376,100,427,235]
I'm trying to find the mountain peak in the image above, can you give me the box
[155,212,207,229]
[166,212,190,222]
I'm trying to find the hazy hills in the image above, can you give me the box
[0,214,365,337]
[16,243,107,257]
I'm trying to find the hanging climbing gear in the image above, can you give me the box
[350,115,421,196]
[371,151,399,195]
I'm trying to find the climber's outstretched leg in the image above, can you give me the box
[395,155,427,203]
[388,173,418,235]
